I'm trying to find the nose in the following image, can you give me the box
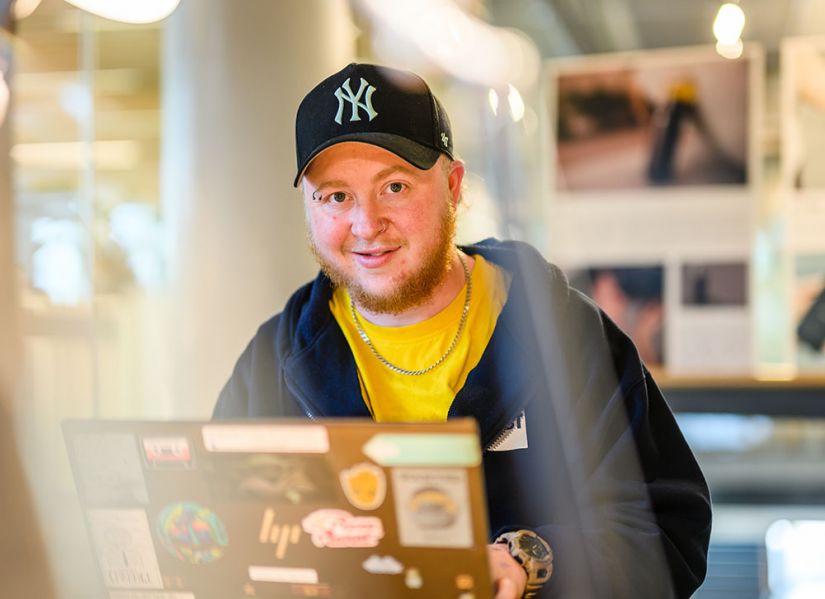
[350,197,386,240]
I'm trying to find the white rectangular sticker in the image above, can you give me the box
[391,468,473,548]
[72,433,149,504]
[88,509,163,589]
[110,593,195,599]
[202,425,329,453]
[248,566,319,584]
[489,412,528,452]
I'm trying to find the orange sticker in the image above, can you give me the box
[456,574,475,590]
[339,463,386,511]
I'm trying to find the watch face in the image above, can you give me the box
[519,534,551,560]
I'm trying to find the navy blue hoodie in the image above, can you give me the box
[215,239,711,598]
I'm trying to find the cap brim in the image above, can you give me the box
[293,133,445,187]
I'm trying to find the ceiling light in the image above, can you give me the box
[713,2,746,45]
[507,84,525,122]
[12,0,42,20]
[64,0,181,24]
[488,88,499,116]
[716,39,744,60]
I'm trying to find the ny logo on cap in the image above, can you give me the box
[334,77,378,125]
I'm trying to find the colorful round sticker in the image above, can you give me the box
[156,501,228,564]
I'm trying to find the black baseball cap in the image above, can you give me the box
[294,63,454,187]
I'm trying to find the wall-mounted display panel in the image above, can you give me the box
[545,45,762,376]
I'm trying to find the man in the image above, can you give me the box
[215,63,711,598]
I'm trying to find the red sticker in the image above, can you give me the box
[301,509,384,548]
[142,437,192,466]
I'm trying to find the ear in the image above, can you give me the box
[300,179,317,224]
[446,159,465,208]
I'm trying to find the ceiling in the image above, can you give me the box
[487,0,825,66]
[4,0,825,200]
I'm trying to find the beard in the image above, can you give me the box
[309,199,457,315]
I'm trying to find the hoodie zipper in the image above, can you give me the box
[485,425,515,452]
[283,369,318,420]
[483,409,529,453]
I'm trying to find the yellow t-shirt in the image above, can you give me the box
[329,254,511,422]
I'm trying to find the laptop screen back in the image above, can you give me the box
[63,418,492,599]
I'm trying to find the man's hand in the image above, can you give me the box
[488,543,527,599]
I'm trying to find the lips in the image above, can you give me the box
[351,247,399,268]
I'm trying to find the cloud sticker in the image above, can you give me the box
[362,554,404,575]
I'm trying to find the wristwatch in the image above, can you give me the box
[494,529,553,598]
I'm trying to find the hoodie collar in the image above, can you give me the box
[280,239,559,440]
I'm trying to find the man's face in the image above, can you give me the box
[301,142,464,314]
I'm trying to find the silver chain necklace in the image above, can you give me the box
[349,254,472,376]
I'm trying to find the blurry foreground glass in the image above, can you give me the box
[0,67,8,126]
[766,520,825,599]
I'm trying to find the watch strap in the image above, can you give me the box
[494,529,553,598]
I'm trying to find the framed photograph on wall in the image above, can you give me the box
[782,37,825,272]
[794,253,825,371]
[668,259,753,375]
[782,36,825,193]
[567,263,665,370]
[546,45,759,196]
[681,261,748,307]
[543,46,761,376]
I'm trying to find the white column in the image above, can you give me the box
[162,0,355,416]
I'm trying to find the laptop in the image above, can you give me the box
[63,418,493,599]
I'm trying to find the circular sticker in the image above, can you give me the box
[157,501,228,564]
[408,487,457,529]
